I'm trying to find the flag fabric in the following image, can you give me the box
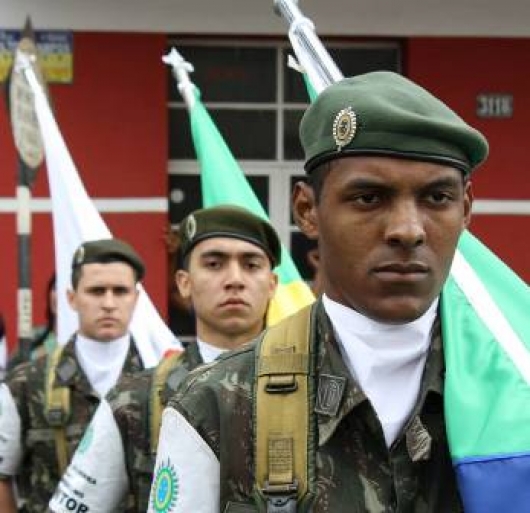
[442,230,530,512]
[187,88,314,324]
[23,61,180,368]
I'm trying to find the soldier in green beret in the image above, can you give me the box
[49,205,280,512]
[0,238,147,512]
[149,71,488,512]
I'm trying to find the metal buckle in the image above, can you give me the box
[265,380,298,394]
[262,480,298,513]
[46,407,67,427]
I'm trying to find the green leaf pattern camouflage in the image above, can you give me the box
[3,336,143,513]
[169,300,464,512]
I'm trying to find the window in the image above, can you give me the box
[167,38,401,335]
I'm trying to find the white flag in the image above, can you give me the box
[20,57,181,368]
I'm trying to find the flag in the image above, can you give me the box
[188,88,314,324]
[21,57,180,368]
[441,231,530,512]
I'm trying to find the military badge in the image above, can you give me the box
[332,106,357,150]
[315,374,346,416]
[74,245,85,265]
[185,214,197,241]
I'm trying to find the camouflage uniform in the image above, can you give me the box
[0,335,143,513]
[107,342,203,512]
[169,300,463,512]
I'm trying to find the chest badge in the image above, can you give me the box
[315,374,346,417]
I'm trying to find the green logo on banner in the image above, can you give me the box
[151,459,178,513]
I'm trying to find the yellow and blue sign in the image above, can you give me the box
[0,30,73,83]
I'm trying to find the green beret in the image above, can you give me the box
[179,205,281,267]
[72,238,145,280]
[300,71,489,175]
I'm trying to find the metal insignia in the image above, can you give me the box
[185,214,197,241]
[315,374,346,417]
[332,106,357,150]
[75,245,85,265]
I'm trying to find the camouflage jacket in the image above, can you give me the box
[170,300,463,513]
[108,341,203,512]
[3,335,143,513]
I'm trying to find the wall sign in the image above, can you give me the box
[476,93,513,119]
[0,30,73,83]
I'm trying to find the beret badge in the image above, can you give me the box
[185,214,197,241]
[332,106,357,150]
[75,245,85,265]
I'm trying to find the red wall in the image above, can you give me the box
[1,34,529,351]
[408,37,530,281]
[0,32,169,351]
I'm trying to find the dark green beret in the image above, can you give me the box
[300,71,489,175]
[179,205,281,267]
[72,238,145,280]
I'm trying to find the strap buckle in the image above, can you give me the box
[262,480,298,513]
[46,407,68,427]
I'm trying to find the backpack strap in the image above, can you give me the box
[44,346,71,475]
[255,304,313,512]
[150,350,185,452]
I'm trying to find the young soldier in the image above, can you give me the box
[49,205,281,512]
[149,72,489,512]
[0,238,146,512]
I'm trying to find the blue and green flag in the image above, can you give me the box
[187,88,314,324]
[442,230,530,511]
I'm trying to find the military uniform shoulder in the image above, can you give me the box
[5,351,48,382]
[107,368,154,405]
[169,341,257,408]
[216,338,258,363]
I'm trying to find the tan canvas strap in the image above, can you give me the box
[150,351,185,451]
[45,346,71,474]
[255,304,313,509]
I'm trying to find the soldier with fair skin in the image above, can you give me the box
[149,72,489,512]
[0,239,145,513]
[49,205,280,512]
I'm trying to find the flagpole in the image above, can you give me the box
[273,0,343,94]
[7,19,47,361]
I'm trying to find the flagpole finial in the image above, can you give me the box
[163,48,196,110]
[287,54,304,74]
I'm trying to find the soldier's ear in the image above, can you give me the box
[66,289,78,312]
[292,181,318,240]
[175,270,192,299]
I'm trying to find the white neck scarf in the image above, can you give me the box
[75,333,130,398]
[197,338,228,364]
[323,294,438,447]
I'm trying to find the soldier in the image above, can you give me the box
[49,205,281,512]
[0,238,146,512]
[149,71,489,512]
